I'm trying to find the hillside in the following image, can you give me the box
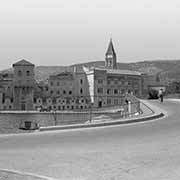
[1,60,180,83]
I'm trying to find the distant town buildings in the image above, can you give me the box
[0,40,152,111]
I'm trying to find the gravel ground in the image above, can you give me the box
[0,170,50,180]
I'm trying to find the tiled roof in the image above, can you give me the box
[13,59,34,66]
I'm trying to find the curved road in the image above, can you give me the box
[0,99,180,180]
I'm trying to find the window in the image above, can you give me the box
[80,79,83,84]
[57,82,60,86]
[121,89,125,94]
[114,89,118,94]
[69,91,72,95]
[50,90,53,95]
[57,91,60,95]
[18,70,22,77]
[97,88,103,94]
[50,82,53,86]
[135,89,138,95]
[43,98,46,103]
[26,70,30,76]
[107,80,111,85]
[63,90,66,94]
[125,81,128,85]
[80,88,83,94]
[107,99,111,105]
[58,106,61,110]
[107,89,111,94]
[98,79,103,84]
[52,99,56,104]
[114,99,118,105]
[66,99,70,104]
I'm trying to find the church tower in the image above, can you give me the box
[105,39,117,69]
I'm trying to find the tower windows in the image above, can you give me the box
[80,79,83,84]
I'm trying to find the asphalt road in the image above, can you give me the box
[0,99,180,180]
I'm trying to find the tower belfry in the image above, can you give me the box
[105,39,117,69]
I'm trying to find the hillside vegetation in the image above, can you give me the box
[1,60,180,83]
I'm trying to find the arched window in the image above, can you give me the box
[18,70,22,76]
[26,70,30,76]
[80,88,83,94]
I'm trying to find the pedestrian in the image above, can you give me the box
[158,89,163,103]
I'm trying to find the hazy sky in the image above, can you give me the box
[0,0,180,70]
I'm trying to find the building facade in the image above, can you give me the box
[0,40,146,111]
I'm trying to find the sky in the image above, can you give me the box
[0,0,180,70]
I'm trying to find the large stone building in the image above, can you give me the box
[0,40,146,111]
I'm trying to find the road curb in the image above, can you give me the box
[39,112,164,132]
[0,168,58,180]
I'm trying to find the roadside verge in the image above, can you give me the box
[39,100,165,132]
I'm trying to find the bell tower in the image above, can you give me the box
[105,39,117,69]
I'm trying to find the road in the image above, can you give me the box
[0,99,180,180]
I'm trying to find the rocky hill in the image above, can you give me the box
[1,60,180,83]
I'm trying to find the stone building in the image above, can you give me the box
[33,70,91,110]
[84,67,142,108]
[0,39,147,111]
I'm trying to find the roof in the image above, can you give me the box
[92,67,142,76]
[13,59,35,67]
[106,69,142,76]
[105,39,116,56]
